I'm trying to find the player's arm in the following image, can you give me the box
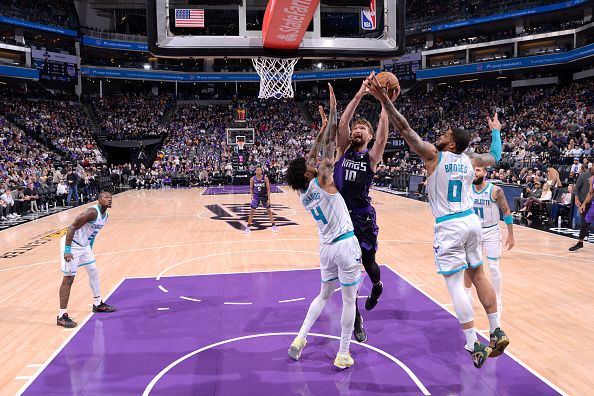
[466,113,502,168]
[319,83,339,193]
[249,176,254,196]
[493,185,515,250]
[580,175,594,213]
[337,74,371,150]
[369,107,389,171]
[365,76,437,162]
[306,106,327,167]
[63,208,97,261]
[265,176,271,201]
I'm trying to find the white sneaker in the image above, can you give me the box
[14,214,21,217]
[243,226,251,234]
[334,352,355,369]
[0,216,6,221]
[272,225,279,233]
[8,214,16,219]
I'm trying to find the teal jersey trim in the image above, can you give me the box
[482,223,498,229]
[321,276,339,283]
[340,277,363,287]
[435,209,473,224]
[438,264,468,275]
[331,230,355,244]
[473,183,490,195]
[486,256,500,260]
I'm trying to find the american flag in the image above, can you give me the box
[175,9,205,28]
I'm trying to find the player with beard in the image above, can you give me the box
[366,75,509,369]
[334,73,396,343]
[464,166,514,316]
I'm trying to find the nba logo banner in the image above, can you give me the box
[361,0,376,30]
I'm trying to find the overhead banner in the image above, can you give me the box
[81,66,379,82]
[262,0,320,50]
[0,15,77,37]
[431,0,587,31]
[417,43,594,79]
[81,36,148,52]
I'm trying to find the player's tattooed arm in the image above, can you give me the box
[338,73,371,150]
[319,84,338,189]
[365,75,437,162]
[306,106,327,167]
[494,186,515,250]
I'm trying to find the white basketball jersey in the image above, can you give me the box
[299,178,354,244]
[427,151,475,219]
[73,205,108,247]
[472,183,500,228]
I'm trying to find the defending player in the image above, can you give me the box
[366,75,509,369]
[335,73,396,342]
[244,165,278,233]
[286,84,361,369]
[57,191,116,328]
[464,166,515,315]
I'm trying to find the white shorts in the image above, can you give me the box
[433,213,483,275]
[320,234,362,287]
[60,236,96,276]
[481,225,502,261]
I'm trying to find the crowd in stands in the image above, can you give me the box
[0,96,104,165]
[93,94,173,140]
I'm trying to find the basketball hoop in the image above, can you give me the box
[252,57,299,99]
[237,141,245,151]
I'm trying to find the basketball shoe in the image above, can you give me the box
[334,352,354,369]
[288,336,307,361]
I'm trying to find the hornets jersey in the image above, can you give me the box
[472,183,500,228]
[427,151,475,219]
[299,178,354,244]
[72,205,108,247]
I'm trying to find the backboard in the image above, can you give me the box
[147,0,405,59]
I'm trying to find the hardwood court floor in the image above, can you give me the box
[0,188,592,395]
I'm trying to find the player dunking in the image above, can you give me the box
[57,191,116,328]
[286,84,361,369]
[244,165,278,233]
[335,73,395,342]
[367,76,509,368]
[464,166,515,316]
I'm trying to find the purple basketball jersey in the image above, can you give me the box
[252,176,267,198]
[333,148,374,211]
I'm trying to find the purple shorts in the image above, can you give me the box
[350,206,379,252]
[585,205,594,224]
[251,196,270,209]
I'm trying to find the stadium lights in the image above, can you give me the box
[143,64,151,70]
[497,76,508,79]
[317,63,323,69]
[460,78,478,82]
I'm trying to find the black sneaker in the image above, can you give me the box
[57,313,77,328]
[353,317,367,343]
[488,327,509,358]
[569,242,584,252]
[365,281,383,311]
[467,341,492,369]
[92,301,117,313]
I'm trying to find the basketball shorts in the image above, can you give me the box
[481,225,502,261]
[350,207,379,253]
[60,235,96,276]
[320,234,362,287]
[251,196,270,209]
[433,213,483,276]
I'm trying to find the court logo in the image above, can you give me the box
[205,203,298,230]
[1,228,67,259]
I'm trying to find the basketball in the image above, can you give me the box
[376,71,400,101]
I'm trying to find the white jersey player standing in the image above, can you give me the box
[285,84,362,370]
[464,167,515,315]
[366,74,509,369]
[57,191,116,328]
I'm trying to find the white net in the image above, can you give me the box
[251,57,299,99]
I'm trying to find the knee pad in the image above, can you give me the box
[445,271,474,324]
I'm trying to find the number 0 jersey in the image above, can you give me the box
[427,151,475,219]
[299,178,354,244]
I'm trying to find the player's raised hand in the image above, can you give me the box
[364,72,389,103]
[328,83,336,109]
[318,105,327,127]
[356,73,372,97]
[487,112,501,131]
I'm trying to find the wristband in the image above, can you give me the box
[503,215,513,225]
[64,245,72,254]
